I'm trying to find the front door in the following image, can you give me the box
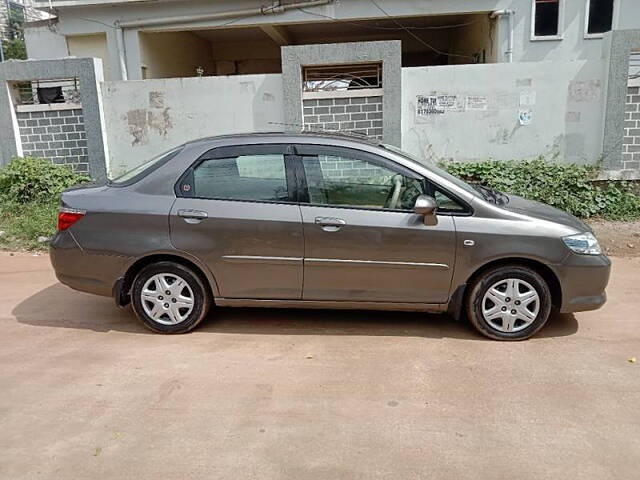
[294,145,457,304]
[170,144,303,300]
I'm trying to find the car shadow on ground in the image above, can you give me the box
[12,283,579,340]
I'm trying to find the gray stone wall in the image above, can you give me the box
[303,95,383,139]
[17,107,88,173]
[0,58,108,180]
[282,41,402,146]
[624,86,640,170]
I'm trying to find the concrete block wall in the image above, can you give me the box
[623,86,640,170]
[303,95,384,139]
[16,106,88,173]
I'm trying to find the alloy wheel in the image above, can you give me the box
[481,278,540,333]
[140,273,194,325]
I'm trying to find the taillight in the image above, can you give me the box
[57,208,86,231]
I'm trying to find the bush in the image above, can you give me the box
[442,158,640,220]
[0,156,88,204]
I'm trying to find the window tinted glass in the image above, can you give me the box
[434,188,467,213]
[587,0,614,34]
[110,146,183,184]
[301,154,425,210]
[534,0,560,37]
[193,154,289,202]
[381,143,481,199]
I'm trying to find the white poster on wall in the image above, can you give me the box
[416,96,445,116]
[436,94,463,112]
[465,95,488,111]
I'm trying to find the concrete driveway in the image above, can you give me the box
[0,252,639,479]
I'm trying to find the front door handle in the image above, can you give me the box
[315,216,346,232]
[178,209,208,223]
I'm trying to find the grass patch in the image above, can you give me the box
[0,200,59,251]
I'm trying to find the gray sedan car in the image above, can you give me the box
[50,132,610,340]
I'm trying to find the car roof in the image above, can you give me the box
[186,131,383,149]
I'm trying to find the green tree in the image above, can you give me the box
[2,38,27,60]
[2,2,27,60]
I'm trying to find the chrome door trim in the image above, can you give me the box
[222,255,303,265]
[215,298,446,313]
[305,258,450,269]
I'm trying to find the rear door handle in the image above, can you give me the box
[178,209,208,223]
[315,216,346,232]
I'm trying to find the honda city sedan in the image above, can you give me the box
[50,132,610,340]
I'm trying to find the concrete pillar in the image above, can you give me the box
[0,58,109,180]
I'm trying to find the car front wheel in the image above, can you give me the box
[131,261,211,334]
[466,265,552,340]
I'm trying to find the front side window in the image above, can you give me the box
[586,0,614,36]
[301,154,425,211]
[532,0,561,38]
[193,154,289,202]
[433,188,467,213]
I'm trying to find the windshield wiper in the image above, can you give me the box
[493,190,510,205]
[472,184,509,205]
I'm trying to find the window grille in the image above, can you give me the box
[303,63,382,92]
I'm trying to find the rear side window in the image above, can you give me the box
[110,146,183,185]
[192,154,289,202]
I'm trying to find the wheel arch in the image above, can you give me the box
[116,253,217,306]
[464,257,562,309]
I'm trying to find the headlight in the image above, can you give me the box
[562,232,602,255]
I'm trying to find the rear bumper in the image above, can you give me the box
[553,253,611,313]
[49,230,130,298]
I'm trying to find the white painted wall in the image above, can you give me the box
[24,23,68,60]
[67,33,114,80]
[101,74,284,176]
[614,0,640,31]
[402,60,606,165]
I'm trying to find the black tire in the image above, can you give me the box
[131,261,211,334]
[466,265,552,341]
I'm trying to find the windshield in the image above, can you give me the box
[381,144,481,198]
[109,146,183,185]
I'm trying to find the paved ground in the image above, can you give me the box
[0,253,638,480]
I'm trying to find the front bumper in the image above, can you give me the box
[552,253,611,313]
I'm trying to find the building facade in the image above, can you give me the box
[21,0,637,80]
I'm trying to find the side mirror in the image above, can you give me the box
[414,195,437,224]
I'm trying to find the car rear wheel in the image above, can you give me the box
[466,265,552,340]
[131,261,211,334]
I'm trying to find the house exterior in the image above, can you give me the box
[22,0,639,80]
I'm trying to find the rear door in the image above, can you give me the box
[294,144,458,304]
[170,144,304,300]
